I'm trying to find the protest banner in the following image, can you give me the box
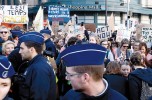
[48,5,70,23]
[96,26,111,39]
[0,5,28,24]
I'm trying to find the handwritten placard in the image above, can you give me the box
[142,27,152,42]
[96,26,111,39]
[0,5,28,24]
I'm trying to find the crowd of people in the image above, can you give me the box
[0,25,151,100]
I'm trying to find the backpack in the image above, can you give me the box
[140,81,152,100]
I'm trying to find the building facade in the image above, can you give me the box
[1,0,152,27]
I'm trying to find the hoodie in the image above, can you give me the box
[130,68,152,85]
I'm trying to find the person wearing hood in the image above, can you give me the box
[128,50,152,100]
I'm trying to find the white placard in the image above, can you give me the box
[0,5,28,24]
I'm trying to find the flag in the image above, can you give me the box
[33,6,44,32]
[108,12,115,33]
[46,19,54,35]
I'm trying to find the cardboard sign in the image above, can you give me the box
[0,5,28,24]
[84,23,96,32]
[142,27,152,42]
[96,26,111,39]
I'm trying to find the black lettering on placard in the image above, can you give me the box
[106,32,111,37]
[96,28,101,34]
[8,5,26,15]
[97,34,102,39]
[143,36,147,39]
[105,25,110,31]
[102,32,106,38]
[0,6,4,10]
[149,36,152,42]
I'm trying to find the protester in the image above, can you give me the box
[115,38,131,62]
[100,39,113,66]
[89,34,100,44]
[139,42,148,66]
[128,50,152,100]
[130,51,145,70]
[132,40,140,53]
[16,32,56,100]
[0,56,15,100]
[104,61,129,98]
[2,40,15,56]
[0,26,12,54]
[120,60,132,78]
[61,44,127,100]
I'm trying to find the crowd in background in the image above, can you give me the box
[0,24,152,100]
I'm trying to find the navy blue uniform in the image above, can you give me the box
[62,88,127,100]
[45,39,56,54]
[18,54,56,100]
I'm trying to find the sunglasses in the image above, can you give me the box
[123,46,129,48]
[0,31,8,34]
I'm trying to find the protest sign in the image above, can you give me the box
[96,26,111,39]
[0,5,28,24]
[48,5,70,23]
[142,27,152,43]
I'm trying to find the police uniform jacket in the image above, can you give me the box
[62,79,127,100]
[45,38,56,54]
[18,54,56,100]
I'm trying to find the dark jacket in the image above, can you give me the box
[3,95,14,100]
[128,68,152,100]
[62,88,127,100]
[45,39,56,54]
[18,54,56,100]
[104,74,129,98]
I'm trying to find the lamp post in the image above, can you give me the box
[120,0,130,32]
[126,0,130,31]
[105,0,107,26]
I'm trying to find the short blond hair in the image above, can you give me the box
[2,40,15,55]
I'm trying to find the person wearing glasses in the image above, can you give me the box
[128,50,152,100]
[115,38,131,62]
[0,26,13,55]
[60,44,127,100]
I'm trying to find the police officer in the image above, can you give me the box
[60,44,127,100]
[0,56,15,100]
[40,28,57,59]
[17,32,56,100]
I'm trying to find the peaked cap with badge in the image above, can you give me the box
[60,43,107,67]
